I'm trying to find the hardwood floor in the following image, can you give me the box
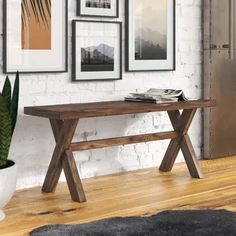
[1,156,236,235]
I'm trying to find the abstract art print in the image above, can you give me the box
[72,20,122,81]
[21,0,51,50]
[3,0,68,73]
[77,0,118,17]
[126,0,175,71]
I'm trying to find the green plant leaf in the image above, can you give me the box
[10,71,19,134]
[0,95,12,166]
[2,76,12,113]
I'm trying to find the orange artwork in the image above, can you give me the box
[21,0,51,50]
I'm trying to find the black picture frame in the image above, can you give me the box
[125,0,176,72]
[3,0,68,74]
[72,20,122,82]
[77,0,119,18]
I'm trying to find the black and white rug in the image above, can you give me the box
[30,210,236,236]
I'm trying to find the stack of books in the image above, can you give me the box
[125,89,188,103]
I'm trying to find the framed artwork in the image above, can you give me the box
[77,0,119,18]
[72,20,122,81]
[125,0,175,72]
[3,0,68,73]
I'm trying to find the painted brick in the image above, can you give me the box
[0,0,203,189]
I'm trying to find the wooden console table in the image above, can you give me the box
[24,100,215,202]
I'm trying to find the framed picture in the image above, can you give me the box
[72,20,122,81]
[77,0,119,18]
[125,0,175,72]
[3,0,68,73]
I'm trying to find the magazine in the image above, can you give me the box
[125,89,188,103]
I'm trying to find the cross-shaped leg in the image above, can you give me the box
[160,109,204,178]
[42,119,86,202]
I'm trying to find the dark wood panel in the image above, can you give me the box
[63,149,86,202]
[70,131,179,151]
[24,100,216,120]
[50,119,64,142]
[42,120,78,193]
[159,109,203,178]
[181,134,204,178]
[159,139,181,172]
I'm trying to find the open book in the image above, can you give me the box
[125,89,188,103]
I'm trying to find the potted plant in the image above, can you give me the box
[0,72,19,221]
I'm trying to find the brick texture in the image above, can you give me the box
[0,0,203,189]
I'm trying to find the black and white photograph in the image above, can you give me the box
[126,0,175,71]
[81,43,114,72]
[86,0,111,9]
[78,0,118,17]
[135,0,167,60]
[72,20,122,81]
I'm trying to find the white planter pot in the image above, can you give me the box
[0,160,17,221]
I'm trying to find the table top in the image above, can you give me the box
[24,100,216,120]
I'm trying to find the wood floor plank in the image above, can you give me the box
[0,156,236,235]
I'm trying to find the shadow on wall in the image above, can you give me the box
[9,113,157,190]
[9,115,54,189]
[73,113,166,179]
[66,114,148,179]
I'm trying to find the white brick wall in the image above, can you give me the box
[0,0,203,189]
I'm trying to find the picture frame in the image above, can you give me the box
[77,0,119,18]
[3,0,68,74]
[125,0,175,72]
[72,20,122,82]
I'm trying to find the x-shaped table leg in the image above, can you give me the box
[42,119,86,202]
[159,109,204,178]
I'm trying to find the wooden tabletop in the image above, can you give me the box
[24,100,216,120]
